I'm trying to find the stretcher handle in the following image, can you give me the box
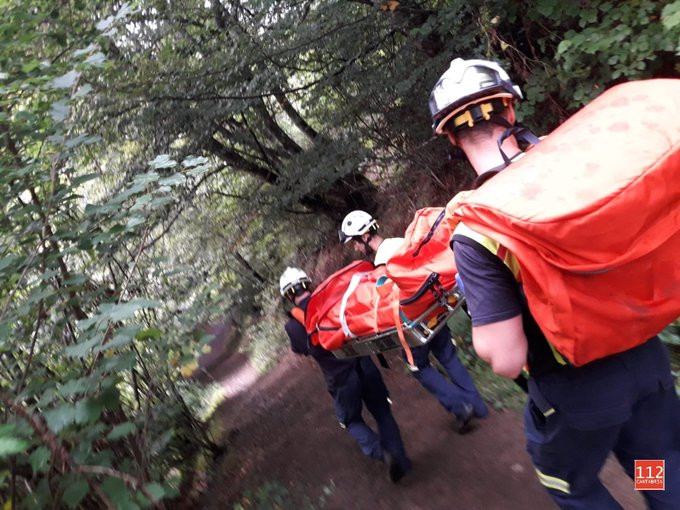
[399,273,442,306]
[412,209,446,257]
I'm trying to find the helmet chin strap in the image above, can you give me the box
[357,234,374,255]
[470,114,542,189]
[489,114,541,166]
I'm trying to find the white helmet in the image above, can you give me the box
[279,267,311,299]
[339,210,378,244]
[429,58,522,135]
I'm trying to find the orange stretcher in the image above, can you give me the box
[304,260,465,359]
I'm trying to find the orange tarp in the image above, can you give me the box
[305,261,399,351]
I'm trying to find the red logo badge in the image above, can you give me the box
[634,460,665,490]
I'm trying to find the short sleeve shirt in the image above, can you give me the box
[452,237,522,326]
[374,237,405,266]
[452,234,561,375]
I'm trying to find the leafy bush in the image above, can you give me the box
[1,4,226,508]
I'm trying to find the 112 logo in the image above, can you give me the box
[634,460,665,491]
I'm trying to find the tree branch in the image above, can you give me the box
[274,90,318,140]
[204,137,279,184]
[253,100,303,154]
[16,301,44,394]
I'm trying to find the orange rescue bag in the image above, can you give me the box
[386,207,461,321]
[453,79,680,366]
[304,261,399,350]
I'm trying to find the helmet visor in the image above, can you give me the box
[338,229,352,244]
[431,66,503,118]
[281,280,309,300]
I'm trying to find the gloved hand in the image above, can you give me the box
[455,273,472,319]
[455,272,466,295]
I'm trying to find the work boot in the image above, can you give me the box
[474,400,489,419]
[456,403,474,435]
[383,451,408,483]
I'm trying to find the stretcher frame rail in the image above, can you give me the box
[331,287,465,359]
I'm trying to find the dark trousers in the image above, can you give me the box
[525,337,680,509]
[333,357,411,472]
[406,327,488,419]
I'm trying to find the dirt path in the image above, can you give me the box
[198,350,645,509]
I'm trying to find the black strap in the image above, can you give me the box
[399,273,442,305]
[513,374,529,393]
[376,353,390,369]
[472,167,504,189]
[527,377,555,414]
[497,126,541,165]
[488,114,541,166]
[357,234,373,256]
[412,210,446,257]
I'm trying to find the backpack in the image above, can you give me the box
[452,79,680,366]
[385,206,462,321]
[304,261,400,351]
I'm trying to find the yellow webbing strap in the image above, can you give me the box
[454,222,521,278]
[546,341,568,366]
[390,285,414,367]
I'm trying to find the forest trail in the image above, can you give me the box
[197,350,645,510]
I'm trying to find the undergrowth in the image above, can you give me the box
[232,480,335,510]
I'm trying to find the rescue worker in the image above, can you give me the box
[279,267,412,483]
[431,57,680,509]
[339,212,488,433]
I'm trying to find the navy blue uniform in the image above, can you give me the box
[284,299,410,473]
[406,328,488,419]
[375,240,488,422]
[453,236,680,509]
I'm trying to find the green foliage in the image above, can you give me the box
[660,319,680,346]
[62,480,89,509]
[242,289,289,374]
[0,437,29,458]
[551,1,679,106]
[233,481,290,510]
[1,2,227,507]
[232,479,333,510]
[474,0,680,129]
[660,319,680,394]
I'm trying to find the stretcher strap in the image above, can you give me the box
[391,286,414,367]
[339,272,369,338]
[373,296,380,334]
